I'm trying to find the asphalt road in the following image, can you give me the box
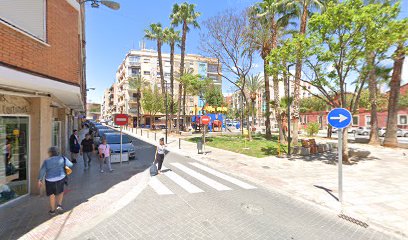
[78,132,398,240]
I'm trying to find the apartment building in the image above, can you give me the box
[101,83,118,123]
[0,0,86,205]
[105,49,222,126]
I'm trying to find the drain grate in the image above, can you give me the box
[338,214,369,228]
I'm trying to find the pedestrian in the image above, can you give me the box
[38,146,73,216]
[80,133,95,170]
[98,138,113,173]
[155,138,166,174]
[69,129,80,163]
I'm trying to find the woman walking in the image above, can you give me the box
[155,138,166,174]
[98,138,113,173]
[38,146,73,216]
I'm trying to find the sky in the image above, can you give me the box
[85,0,408,104]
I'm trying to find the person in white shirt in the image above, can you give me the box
[98,138,113,173]
[155,138,166,174]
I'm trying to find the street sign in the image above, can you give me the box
[327,108,352,208]
[201,116,210,125]
[327,108,352,129]
[114,114,128,126]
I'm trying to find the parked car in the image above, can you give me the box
[356,127,371,135]
[103,132,136,159]
[332,127,358,133]
[94,128,116,146]
[379,128,406,137]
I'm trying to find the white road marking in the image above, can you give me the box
[189,162,256,190]
[170,163,232,191]
[149,176,174,195]
[162,166,204,193]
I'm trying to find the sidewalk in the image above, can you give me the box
[124,127,408,239]
[0,128,152,240]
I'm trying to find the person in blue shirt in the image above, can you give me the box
[38,146,73,216]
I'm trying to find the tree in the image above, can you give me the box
[203,83,224,106]
[282,0,328,146]
[163,27,181,133]
[141,85,164,127]
[246,74,263,130]
[201,10,255,140]
[384,43,407,147]
[128,75,147,128]
[144,23,166,96]
[299,96,327,113]
[170,2,201,132]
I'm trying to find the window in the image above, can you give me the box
[143,71,150,75]
[52,121,61,150]
[164,73,170,77]
[0,0,47,41]
[128,56,140,63]
[208,64,218,73]
[352,116,359,126]
[365,115,371,126]
[398,115,408,125]
[0,116,29,205]
[143,59,150,63]
[131,68,140,75]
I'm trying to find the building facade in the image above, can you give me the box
[86,103,101,121]
[103,49,222,127]
[0,0,86,205]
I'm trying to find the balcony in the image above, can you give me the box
[128,61,141,67]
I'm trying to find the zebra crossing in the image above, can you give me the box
[148,162,256,195]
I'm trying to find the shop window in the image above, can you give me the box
[353,116,359,126]
[143,71,150,75]
[365,115,371,126]
[0,116,29,205]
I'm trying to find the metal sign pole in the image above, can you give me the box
[120,126,123,164]
[338,128,343,206]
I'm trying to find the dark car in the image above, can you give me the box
[94,128,116,146]
[103,133,136,160]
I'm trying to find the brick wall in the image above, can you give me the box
[0,0,81,86]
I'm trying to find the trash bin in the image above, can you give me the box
[197,140,203,154]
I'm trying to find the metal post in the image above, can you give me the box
[147,131,149,138]
[155,132,157,141]
[141,129,142,136]
[179,138,181,149]
[338,128,343,206]
[165,82,168,144]
[120,126,123,164]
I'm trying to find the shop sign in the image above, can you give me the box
[0,95,31,114]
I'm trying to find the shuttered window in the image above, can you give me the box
[0,0,46,41]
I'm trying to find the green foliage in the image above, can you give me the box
[141,85,164,116]
[399,92,408,108]
[170,2,201,30]
[204,83,224,106]
[306,122,320,136]
[144,23,165,42]
[299,96,327,113]
[128,75,146,90]
[358,89,389,111]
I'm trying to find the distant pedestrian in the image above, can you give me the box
[80,133,95,170]
[155,138,166,174]
[98,138,113,173]
[69,129,80,163]
[38,146,73,216]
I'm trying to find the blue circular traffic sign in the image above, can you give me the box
[327,108,352,129]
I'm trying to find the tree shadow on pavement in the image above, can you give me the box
[0,137,155,240]
[288,148,378,165]
[313,185,339,202]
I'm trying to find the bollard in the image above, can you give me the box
[147,131,149,138]
[141,129,143,136]
[179,138,181,149]
[155,132,157,141]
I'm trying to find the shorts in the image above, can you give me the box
[45,178,65,196]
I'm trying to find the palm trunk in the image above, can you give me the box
[137,88,141,128]
[264,59,272,139]
[384,43,405,147]
[367,52,380,145]
[177,21,187,133]
[292,6,309,146]
[252,100,255,130]
[182,85,187,131]
[170,42,175,133]
[157,40,165,96]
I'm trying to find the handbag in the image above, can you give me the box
[150,162,158,176]
[63,156,72,185]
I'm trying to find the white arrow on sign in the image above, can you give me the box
[330,114,348,123]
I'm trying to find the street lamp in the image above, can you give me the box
[165,81,169,144]
[86,87,96,91]
[287,64,295,156]
[79,0,120,10]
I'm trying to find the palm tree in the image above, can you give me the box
[249,0,297,142]
[170,2,201,132]
[128,75,147,128]
[163,27,181,133]
[144,23,166,96]
[283,0,328,145]
[246,74,264,132]
[384,43,406,147]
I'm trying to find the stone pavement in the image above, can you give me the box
[0,128,154,240]
[123,127,408,239]
[80,150,393,240]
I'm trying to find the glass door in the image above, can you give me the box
[0,116,29,205]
